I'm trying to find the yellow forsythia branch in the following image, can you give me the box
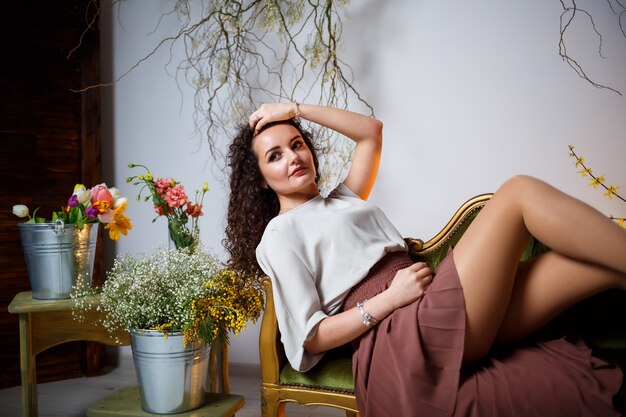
[568,145,625,228]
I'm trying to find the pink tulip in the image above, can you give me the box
[98,210,115,224]
[90,184,113,205]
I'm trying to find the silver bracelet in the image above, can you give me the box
[294,101,301,118]
[356,301,378,327]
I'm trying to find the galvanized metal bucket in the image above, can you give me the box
[18,221,99,299]
[130,330,210,414]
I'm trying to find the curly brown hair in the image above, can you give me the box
[224,118,320,276]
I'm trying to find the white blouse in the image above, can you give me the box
[256,183,407,371]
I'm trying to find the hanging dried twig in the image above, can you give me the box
[73,0,372,189]
[559,0,625,95]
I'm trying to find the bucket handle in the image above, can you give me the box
[54,219,66,236]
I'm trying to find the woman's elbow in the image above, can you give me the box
[303,339,324,356]
[371,119,383,144]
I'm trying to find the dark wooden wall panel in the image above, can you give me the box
[0,0,103,388]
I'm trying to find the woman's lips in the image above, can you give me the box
[290,166,306,177]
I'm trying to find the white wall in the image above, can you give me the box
[101,0,626,365]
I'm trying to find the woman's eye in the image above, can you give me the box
[292,141,303,150]
[268,152,280,162]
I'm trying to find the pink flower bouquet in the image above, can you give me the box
[127,163,208,251]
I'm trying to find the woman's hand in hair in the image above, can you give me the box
[249,102,298,132]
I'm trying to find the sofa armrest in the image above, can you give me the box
[259,277,284,385]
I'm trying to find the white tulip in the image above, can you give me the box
[73,184,92,205]
[12,204,29,218]
[114,196,128,208]
[109,187,122,203]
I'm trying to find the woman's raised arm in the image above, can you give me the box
[250,102,383,200]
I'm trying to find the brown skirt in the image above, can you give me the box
[343,250,622,417]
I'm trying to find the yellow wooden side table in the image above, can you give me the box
[9,291,237,417]
[8,291,131,417]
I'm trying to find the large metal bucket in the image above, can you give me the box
[18,221,99,299]
[130,330,210,414]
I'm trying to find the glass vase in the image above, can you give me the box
[168,218,199,253]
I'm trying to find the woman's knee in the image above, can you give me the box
[498,175,541,192]
[494,175,547,203]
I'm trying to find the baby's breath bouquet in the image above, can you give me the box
[73,245,263,346]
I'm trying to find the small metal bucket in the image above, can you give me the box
[18,221,99,299]
[130,330,210,414]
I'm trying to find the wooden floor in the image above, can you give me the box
[0,350,344,417]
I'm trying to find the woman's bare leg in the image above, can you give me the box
[452,175,626,364]
[495,251,625,345]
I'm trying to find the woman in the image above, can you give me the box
[225,102,625,417]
